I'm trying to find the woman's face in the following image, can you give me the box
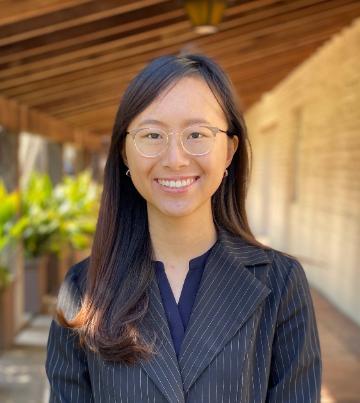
[122,76,238,219]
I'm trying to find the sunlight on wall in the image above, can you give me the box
[321,385,335,403]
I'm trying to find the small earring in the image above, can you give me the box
[126,169,131,177]
[223,169,228,178]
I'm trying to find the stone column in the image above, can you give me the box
[44,141,64,298]
[0,126,25,332]
[0,125,19,191]
[46,141,63,185]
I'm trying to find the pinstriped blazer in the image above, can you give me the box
[45,226,322,402]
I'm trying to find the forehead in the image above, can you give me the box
[130,76,226,128]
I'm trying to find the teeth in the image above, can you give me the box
[157,177,196,188]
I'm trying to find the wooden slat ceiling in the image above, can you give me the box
[1,0,359,150]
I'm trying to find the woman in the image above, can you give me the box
[45,53,322,402]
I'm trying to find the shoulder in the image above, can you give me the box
[219,227,308,286]
[240,241,315,325]
[56,256,90,320]
[262,245,312,302]
[219,227,308,293]
[230,230,311,300]
[270,247,308,282]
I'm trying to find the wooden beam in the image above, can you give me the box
[0,0,171,45]
[6,13,340,102]
[0,94,101,150]
[21,18,346,112]
[1,0,357,89]
[1,0,358,140]
[0,0,92,26]
[0,0,278,62]
[47,95,122,119]
[0,9,185,65]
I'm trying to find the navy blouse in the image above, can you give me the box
[152,244,215,358]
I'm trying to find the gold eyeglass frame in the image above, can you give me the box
[125,125,230,158]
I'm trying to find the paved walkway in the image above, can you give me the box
[313,289,360,402]
[0,289,359,402]
[0,315,50,403]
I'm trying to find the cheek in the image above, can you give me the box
[125,140,150,174]
[129,160,152,183]
[129,171,152,202]
[193,159,226,199]
[204,149,227,177]
[126,157,155,197]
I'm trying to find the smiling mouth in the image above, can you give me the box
[155,176,200,189]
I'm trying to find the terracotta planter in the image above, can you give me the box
[58,245,74,286]
[42,247,90,302]
[0,281,15,350]
[42,246,73,299]
[24,255,49,315]
[46,252,60,296]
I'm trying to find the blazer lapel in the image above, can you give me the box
[138,226,272,402]
[138,275,185,403]
[178,226,272,393]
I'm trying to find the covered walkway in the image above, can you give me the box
[1,1,359,402]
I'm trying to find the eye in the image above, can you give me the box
[188,131,203,139]
[137,130,163,140]
[184,126,213,141]
[146,132,161,139]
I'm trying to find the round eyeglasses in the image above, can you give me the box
[125,125,230,158]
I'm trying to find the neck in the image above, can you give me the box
[147,203,217,265]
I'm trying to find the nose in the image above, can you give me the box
[160,133,190,169]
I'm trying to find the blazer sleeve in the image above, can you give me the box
[266,256,322,403]
[45,263,94,403]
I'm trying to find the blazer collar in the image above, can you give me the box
[138,225,272,403]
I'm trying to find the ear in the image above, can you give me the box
[226,135,239,167]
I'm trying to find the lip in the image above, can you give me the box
[154,176,200,193]
[154,175,200,181]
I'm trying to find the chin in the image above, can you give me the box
[160,207,195,218]
[156,202,199,218]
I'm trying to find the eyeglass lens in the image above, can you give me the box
[134,125,215,156]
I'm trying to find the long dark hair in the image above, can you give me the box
[57,53,272,365]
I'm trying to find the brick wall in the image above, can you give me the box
[244,18,360,325]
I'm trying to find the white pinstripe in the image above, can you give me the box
[45,226,321,402]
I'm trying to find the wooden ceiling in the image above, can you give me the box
[1,0,359,150]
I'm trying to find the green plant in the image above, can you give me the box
[0,181,19,251]
[0,181,18,289]
[10,170,101,258]
[11,172,60,258]
[0,265,12,291]
[53,170,101,251]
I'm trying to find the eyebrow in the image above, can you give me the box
[138,118,211,127]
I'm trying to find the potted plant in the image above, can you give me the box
[0,181,18,349]
[11,172,60,315]
[52,170,101,282]
[0,265,15,350]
